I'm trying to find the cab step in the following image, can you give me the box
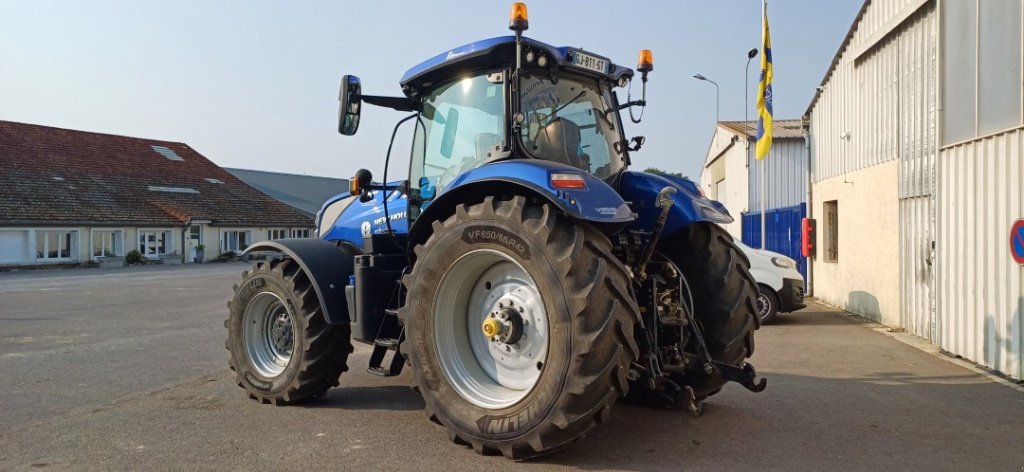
[367,337,405,377]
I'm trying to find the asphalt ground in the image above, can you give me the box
[1,263,1022,471]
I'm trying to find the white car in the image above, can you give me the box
[736,241,806,324]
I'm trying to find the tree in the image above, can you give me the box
[644,167,688,179]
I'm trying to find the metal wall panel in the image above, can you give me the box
[896,2,938,343]
[747,138,808,210]
[938,128,1024,380]
[852,0,926,53]
[900,196,935,339]
[898,6,938,198]
[810,2,934,183]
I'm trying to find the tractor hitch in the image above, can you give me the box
[712,361,768,393]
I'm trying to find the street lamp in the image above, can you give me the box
[692,73,719,126]
[745,48,758,145]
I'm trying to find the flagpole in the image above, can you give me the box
[760,0,767,250]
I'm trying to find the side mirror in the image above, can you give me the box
[338,75,362,136]
[628,135,646,152]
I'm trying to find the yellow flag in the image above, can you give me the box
[756,1,774,160]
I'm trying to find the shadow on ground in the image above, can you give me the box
[311,385,425,411]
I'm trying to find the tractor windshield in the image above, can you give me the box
[519,72,624,179]
[411,71,506,207]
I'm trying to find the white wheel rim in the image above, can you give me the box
[757,293,771,319]
[433,249,549,410]
[243,291,293,378]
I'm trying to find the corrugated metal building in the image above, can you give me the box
[700,119,809,279]
[805,0,1022,380]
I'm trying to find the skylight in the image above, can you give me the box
[151,145,183,162]
[147,186,199,194]
[205,178,224,184]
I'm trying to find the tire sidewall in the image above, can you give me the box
[228,267,307,396]
[406,214,572,442]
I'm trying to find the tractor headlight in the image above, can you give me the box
[771,257,795,269]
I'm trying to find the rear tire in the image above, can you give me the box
[400,196,639,459]
[225,258,353,404]
[660,222,759,399]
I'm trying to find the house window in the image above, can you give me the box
[92,230,123,258]
[268,229,287,240]
[823,200,838,263]
[290,228,311,238]
[222,230,251,253]
[139,230,172,258]
[715,178,726,201]
[36,230,77,261]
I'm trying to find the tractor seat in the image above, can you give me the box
[533,118,583,169]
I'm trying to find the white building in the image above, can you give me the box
[0,121,314,268]
[700,119,809,278]
[805,0,1022,380]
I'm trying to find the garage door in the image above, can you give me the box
[0,230,30,264]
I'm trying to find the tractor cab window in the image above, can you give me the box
[411,72,506,207]
[519,72,623,180]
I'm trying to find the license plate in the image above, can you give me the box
[570,51,609,74]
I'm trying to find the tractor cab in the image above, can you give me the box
[337,4,653,223]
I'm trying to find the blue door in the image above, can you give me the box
[741,203,807,282]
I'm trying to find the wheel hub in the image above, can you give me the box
[484,306,524,345]
[270,312,293,354]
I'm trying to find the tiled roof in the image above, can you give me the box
[718,119,805,140]
[0,121,313,227]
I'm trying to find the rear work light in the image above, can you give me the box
[550,172,587,189]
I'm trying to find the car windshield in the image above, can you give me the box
[519,71,624,179]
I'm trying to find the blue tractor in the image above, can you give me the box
[226,3,764,459]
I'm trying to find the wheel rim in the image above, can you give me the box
[757,292,771,320]
[243,291,294,378]
[433,249,549,410]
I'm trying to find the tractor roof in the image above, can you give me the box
[399,36,633,97]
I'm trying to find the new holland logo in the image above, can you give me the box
[360,221,372,237]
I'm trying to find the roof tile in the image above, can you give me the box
[0,121,313,227]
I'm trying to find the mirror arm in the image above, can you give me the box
[617,99,646,110]
[356,94,419,112]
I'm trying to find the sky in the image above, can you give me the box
[0,1,862,182]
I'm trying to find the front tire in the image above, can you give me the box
[756,284,780,324]
[225,258,353,404]
[400,196,639,460]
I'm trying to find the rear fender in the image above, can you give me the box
[409,160,635,247]
[243,239,355,325]
[619,171,733,235]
